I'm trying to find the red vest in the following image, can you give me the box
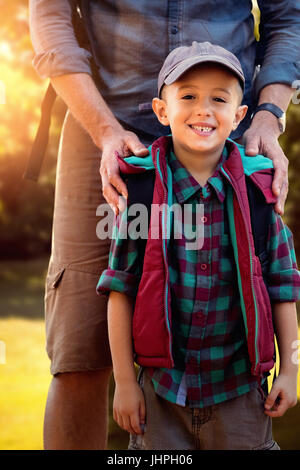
[118,136,277,379]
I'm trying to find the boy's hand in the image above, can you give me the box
[113,380,146,435]
[264,373,298,418]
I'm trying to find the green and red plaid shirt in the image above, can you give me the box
[97,147,299,408]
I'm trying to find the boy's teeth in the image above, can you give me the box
[191,125,213,132]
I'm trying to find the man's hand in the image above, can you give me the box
[113,380,146,435]
[98,127,149,215]
[242,110,288,215]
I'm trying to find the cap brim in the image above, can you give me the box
[164,54,245,90]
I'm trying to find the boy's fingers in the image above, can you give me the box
[130,413,143,435]
[123,415,137,435]
[264,387,280,411]
[139,398,146,425]
[115,412,123,429]
[264,398,288,418]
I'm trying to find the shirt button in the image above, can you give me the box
[171,26,179,34]
[201,216,207,223]
[200,263,207,271]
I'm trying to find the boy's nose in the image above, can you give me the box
[196,107,211,117]
[195,100,211,116]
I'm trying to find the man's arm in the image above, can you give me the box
[264,302,299,417]
[243,0,300,215]
[243,83,293,215]
[50,73,148,213]
[108,291,146,435]
[29,0,149,214]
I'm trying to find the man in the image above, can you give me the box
[29,0,300,450]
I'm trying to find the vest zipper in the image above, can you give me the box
[220,166,260,376]
[155,148,174,367]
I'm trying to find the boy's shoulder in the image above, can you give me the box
[229,139,274,176]
[228,139,276,205]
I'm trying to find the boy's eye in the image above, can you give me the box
[181,94,195,100]
[213,97,226,103]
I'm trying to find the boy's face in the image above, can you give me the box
[153,64,247,159]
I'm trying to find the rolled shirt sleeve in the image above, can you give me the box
[266,210,300,302]
[97,209,142,298]
[254,0,300,96]
[29,0,93,78]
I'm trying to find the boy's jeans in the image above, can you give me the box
[129,368,280,450]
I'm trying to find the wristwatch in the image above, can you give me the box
[251,103,286,134]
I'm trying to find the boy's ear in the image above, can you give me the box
[232,105,248,131]
[152,97,170,126]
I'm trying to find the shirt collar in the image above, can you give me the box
[168,145,227,204]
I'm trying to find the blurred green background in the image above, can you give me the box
[0,0,299,450]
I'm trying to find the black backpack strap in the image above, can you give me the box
[246,176,273,278]
[23,82,57,181]
[23,0,98,182]
[246,177,276,389]
[121,170,155,259]
[123,172,274,276]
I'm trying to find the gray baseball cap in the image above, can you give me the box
[158,41,245,97]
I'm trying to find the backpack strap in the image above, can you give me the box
[121,170,155,260]
[23,82,57,181]
[245,176,273,279]
[23,0,98,182]
[246,176,276,389]
[124,171,273,269]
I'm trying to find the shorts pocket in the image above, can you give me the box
[46,267,66,290]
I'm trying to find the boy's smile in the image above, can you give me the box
[153,63,247,177]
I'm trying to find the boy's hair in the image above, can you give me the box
[158,41,245,99]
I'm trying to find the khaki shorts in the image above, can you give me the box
[45,111,112,375]
[129,368,280,450]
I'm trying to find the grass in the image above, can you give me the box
[0,257,299,450]
[0,257,129,450]
[0,318,50,450]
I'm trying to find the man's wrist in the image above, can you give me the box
[91,117,124,150]
[250,110,281,137]
[252,103,286,134]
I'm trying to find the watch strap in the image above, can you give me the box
[252,103,284,119]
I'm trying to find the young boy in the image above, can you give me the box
[97,42,300,450]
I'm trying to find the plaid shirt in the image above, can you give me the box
[97,147,299,408]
